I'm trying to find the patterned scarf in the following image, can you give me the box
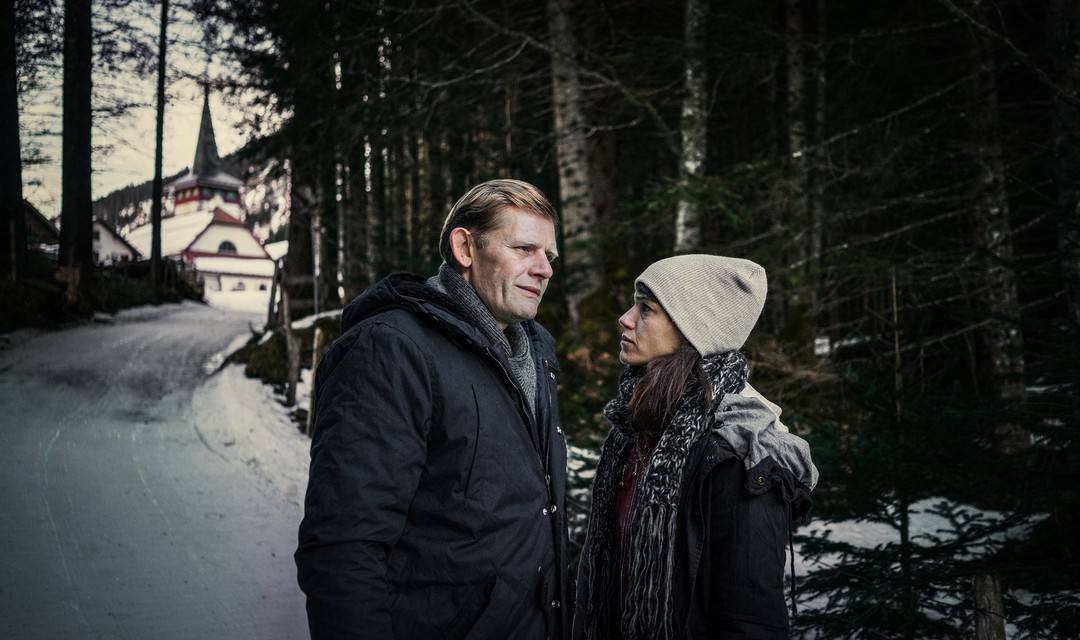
[580,351,749,640]
[426,263,537,417]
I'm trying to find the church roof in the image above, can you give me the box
[125,211,215,258]
[170,169,243,191]
[211,208,246,226]
[124,208,269,260]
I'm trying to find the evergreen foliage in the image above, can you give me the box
[8,0,1080,633]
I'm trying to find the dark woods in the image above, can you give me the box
[8,0,1080,636]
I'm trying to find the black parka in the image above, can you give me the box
[573,393,816,639]
[296,273,571,640]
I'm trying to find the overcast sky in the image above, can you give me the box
[20,4,252,220]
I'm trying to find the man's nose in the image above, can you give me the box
[532,254,553,279]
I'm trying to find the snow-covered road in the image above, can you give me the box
[0,301,311,639]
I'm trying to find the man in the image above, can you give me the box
[296,179,571,639]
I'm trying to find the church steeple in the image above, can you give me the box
[191,87,222,177]
[168,84,244,217]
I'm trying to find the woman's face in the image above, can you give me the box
[618,294,683,365]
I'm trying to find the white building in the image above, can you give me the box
[93,219,140,266]
[126,208,275,293]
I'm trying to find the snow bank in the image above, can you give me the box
[192,363,311,510]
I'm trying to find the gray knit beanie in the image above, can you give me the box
[635,254,767,356]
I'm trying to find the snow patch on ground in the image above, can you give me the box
[291,309,342,330]
[203,331,259,375]
[193,363,311,509]
[795,498,1046,576]
[205,289,273,315]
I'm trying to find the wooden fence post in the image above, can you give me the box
[306,326,325,436]
[975,572,1006,640]
[280,268,300,408]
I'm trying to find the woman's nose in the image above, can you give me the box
[618,308,635,329]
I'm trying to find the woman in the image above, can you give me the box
[573,254,818,639]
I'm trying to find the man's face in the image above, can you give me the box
[460,208,558,329]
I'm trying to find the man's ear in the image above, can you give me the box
[449,227,474,269]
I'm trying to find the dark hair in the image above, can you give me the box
[628,342,712,444]
[438,179,559,268]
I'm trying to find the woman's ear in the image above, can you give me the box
[449,227,474,269]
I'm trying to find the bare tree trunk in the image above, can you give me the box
[286,157,317,319]
[366,131,385,282]
[674,0,708,253]
[808,0,827,315]
[974,573,1007,640]
[317,137,338,310]
[0,0,25,280]
[345,138,370,296]
[149,0,168,287]
[59,0,94,290]
[768,0,811,335]
[280,269,300,409]
[590,131,617,238]
[547,0,602,326]
[965,0,1028,453]
[1051,0,1080,329]
[785,0,808,185]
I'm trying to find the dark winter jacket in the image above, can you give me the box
[573,392,817,639]
[296,273,571,640]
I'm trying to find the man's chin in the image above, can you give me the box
[506,307,539,325]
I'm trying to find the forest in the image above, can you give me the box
[5,0,1080,637]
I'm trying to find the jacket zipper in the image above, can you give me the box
[486,347,561,630]
[485,347,549,486]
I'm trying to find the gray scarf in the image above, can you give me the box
[581,351,749,640]
[427,263,537,417]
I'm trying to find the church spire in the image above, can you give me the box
[191,86,221,176]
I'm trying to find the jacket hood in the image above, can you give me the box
[712,391,819,519]
[340,273,557,362]
[339,273,485,343]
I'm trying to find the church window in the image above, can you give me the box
[218,241,238,255]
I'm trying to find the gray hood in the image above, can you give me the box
[713,389,819,492]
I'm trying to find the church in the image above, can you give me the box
[125,92,276,295]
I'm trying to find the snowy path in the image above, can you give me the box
[0,301,310,639]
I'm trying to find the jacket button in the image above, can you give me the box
[755,475,766,485]
[551,600,559,608]
[542,507,549,516]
